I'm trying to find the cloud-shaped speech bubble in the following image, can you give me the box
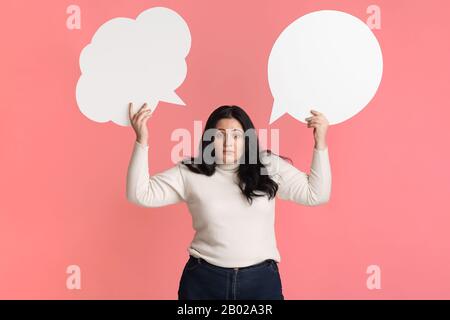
[76,7,191,126]
[268,10,383,125]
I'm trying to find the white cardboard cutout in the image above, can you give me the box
[76,7,191,126]
[268,10,383,125]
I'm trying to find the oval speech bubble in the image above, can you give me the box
[268,10,383,125]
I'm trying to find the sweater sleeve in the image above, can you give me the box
[264,147,332,206]
[126,141,187,208]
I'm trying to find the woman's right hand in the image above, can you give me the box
[129,102,153,145]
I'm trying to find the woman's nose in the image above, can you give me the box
[224,134,234,145]
[225,141,234,147]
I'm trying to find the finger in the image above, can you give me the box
[307,120,320,127]
[139,102,148,112]
[137,111,153,125]
[307,117,320,123]
[143,113,153,122]
[136,109,152,124]
[128,102,133,120]
[306,115,320,122]
[310,109,322,116]
[140,111,153,121]
[138,115,152,129]
[137,103,149,116]
[133,103,148,121]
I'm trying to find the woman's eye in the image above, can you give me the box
[214,131,243,140]
[233,133,243,139]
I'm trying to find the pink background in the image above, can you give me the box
[1,0,450,299]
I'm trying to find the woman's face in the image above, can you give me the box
[214,118,245,164]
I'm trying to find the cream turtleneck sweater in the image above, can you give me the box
[126,141,331,268]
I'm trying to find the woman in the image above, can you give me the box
[126,103,331,300]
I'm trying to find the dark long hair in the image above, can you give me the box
[182,105,292,205]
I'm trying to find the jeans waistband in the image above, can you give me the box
[189,255,275,271]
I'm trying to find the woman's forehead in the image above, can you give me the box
[216,118,243,129]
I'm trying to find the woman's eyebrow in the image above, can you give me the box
[217,128,244,132]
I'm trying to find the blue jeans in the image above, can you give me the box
[178,255,284,300]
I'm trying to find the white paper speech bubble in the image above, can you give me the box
[268,10,383,125]
[76,7,191,126]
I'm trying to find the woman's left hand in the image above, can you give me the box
[305,109,329,150]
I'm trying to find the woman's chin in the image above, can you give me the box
[225,154,237,162]
[216,155,236,164]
